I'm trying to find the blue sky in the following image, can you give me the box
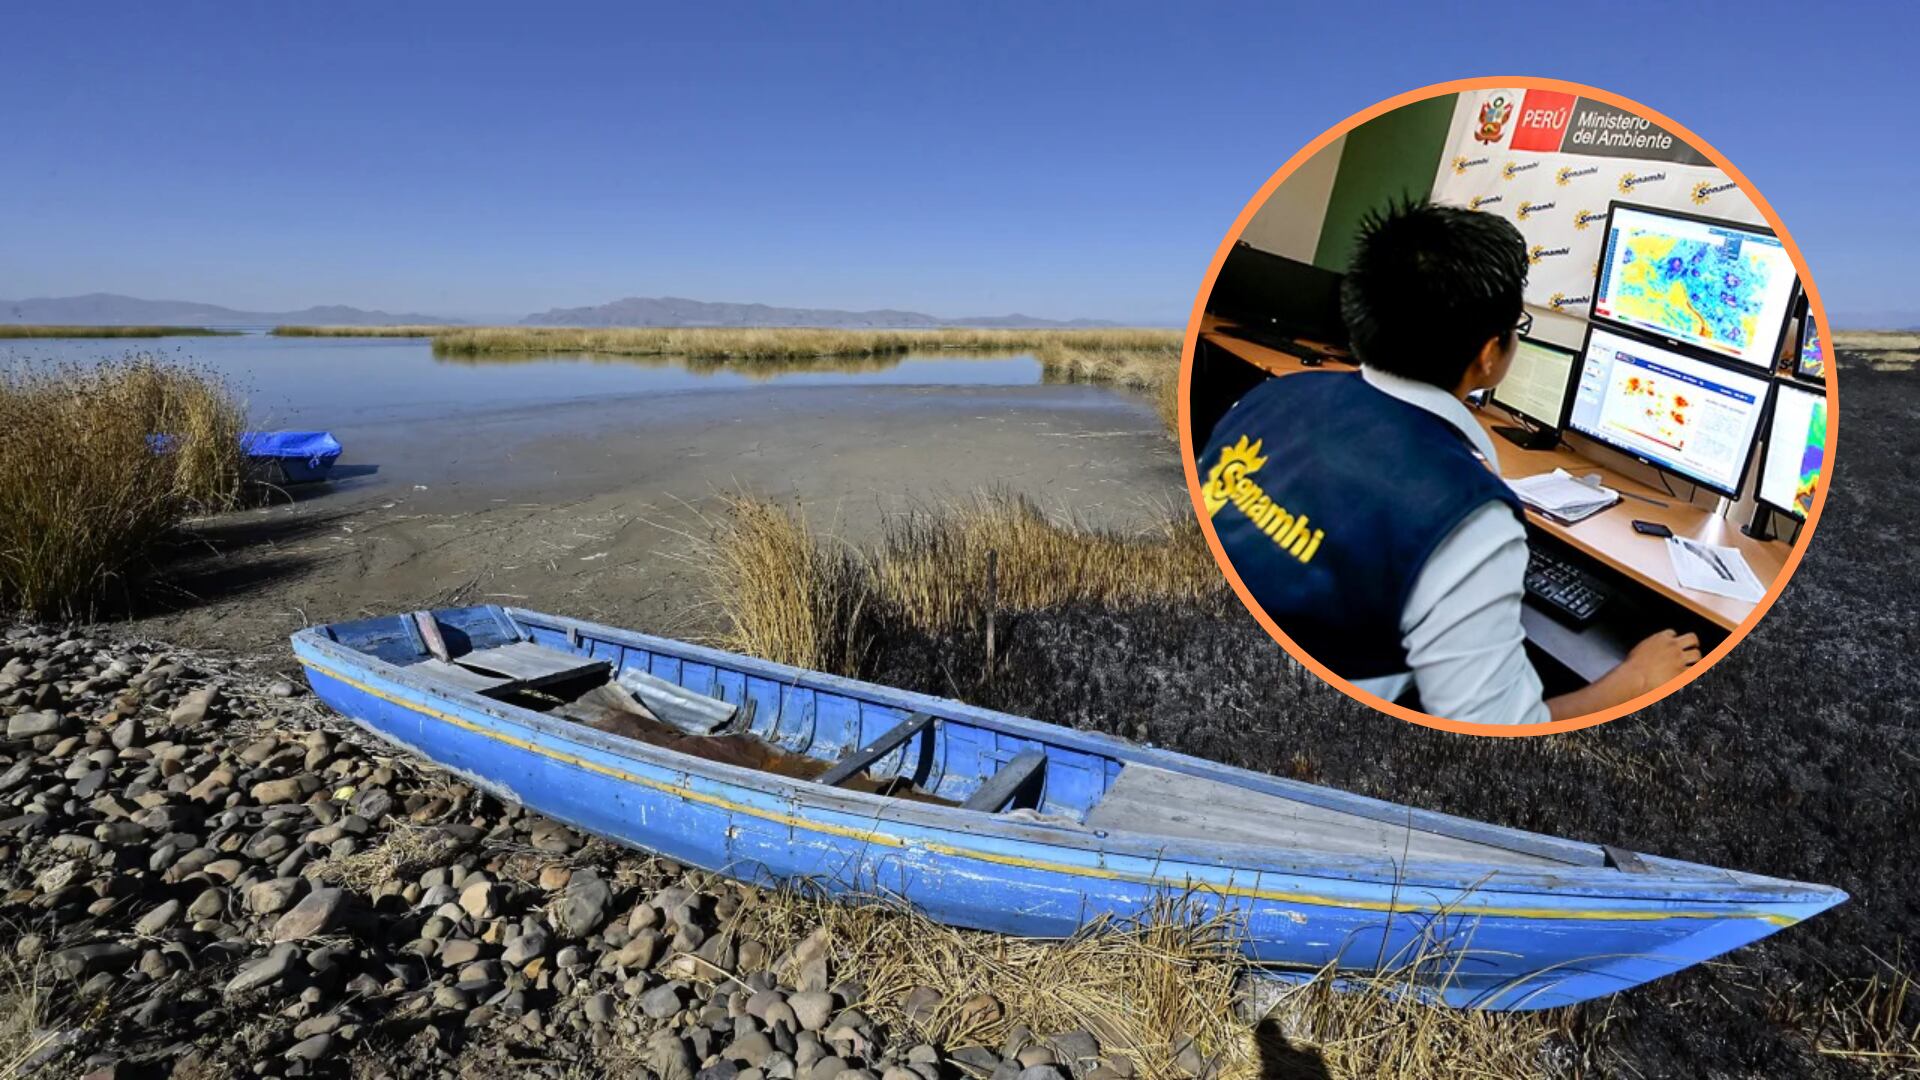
[4,2,1914,325]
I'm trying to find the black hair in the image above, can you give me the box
[1340,198,1529,389]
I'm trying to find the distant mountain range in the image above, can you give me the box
[0,293,460,327]
[1829,310,1920,332]
[2,292,1121,330]
[521,296,1117,329]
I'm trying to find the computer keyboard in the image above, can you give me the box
[1217,323,1349,364]
[1524,548,1612,626]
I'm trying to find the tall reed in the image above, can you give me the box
[0,357,245,617]
[270,325,454,337]
[430,325,1178,360]
[0,325,234,338]
[697,492,1219,676]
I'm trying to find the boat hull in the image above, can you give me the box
[292,612,1843,1011]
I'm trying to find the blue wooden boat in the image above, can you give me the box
[291,605,1845,1011]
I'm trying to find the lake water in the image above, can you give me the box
[0,330,1045,428]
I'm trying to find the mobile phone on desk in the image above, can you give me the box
[1632,520,1673,537]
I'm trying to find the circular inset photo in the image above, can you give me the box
[1180,79,1835,734]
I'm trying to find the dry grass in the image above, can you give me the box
[693,492,1220,676]
[429,325,1177,360]
[1258,964,1574,1080]
[874,492,1218,633]
[0,325,235,338]
[687,497,878,674]
[1033,339,1182,432]
[437,349,908,380]
[1833,331,1919,372]
[0,952,55,1079]
[1773,956,1920,1076]
[733,887,1257,1078]
[1833,331,1920,349]
[270,325,457,337]
[0,357,246,617]
[304,825,468,891]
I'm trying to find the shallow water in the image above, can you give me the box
[0,329,1045,427]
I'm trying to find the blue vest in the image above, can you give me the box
[1199,372,1523,680]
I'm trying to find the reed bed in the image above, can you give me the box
[691,497,878,674]
[429,325,1178,360]
[269,325,456,337]
[437,349,909,380]
[1033,339,1183,432]
[874,492,1218,633]
[692,492,1219,676]
[0,357,245,617]
[0,325,234,338]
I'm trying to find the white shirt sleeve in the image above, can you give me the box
[1395,503,1550,726]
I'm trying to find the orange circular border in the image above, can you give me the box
[1177,76,1839,737]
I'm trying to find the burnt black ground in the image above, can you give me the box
[871,351,1916,1079]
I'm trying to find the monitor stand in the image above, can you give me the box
[1742,504,1778,542]
[1492,423,1559,451]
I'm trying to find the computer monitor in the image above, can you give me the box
[1755,382,1827,521]
[1490,335,1577,448]
[1591,202,1797,370]
[1206,242,1349,349]
[1567,325,1773,499]
[1794,306,1826,382]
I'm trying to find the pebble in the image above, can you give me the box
[133,898,182,935]
[640,980,685,1019]
[48,943,136,981]
[246,877,306,915]
[168,686,217,725]
[555,870,613,938]
[284,1033,333,1061]
[270,887,354,941]
[226,944,299,996]
[458,879,499,919]
[7,710,69,739]
[788,990,835,1032]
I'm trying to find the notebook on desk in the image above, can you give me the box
[1510,469,1621,525]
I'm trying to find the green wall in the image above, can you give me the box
[1312,93,1457,273]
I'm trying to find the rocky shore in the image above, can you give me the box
[2,623,1196,1080]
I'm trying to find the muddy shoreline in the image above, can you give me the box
[128,382,1181,655]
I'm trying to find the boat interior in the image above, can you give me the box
[315,605,1589,869]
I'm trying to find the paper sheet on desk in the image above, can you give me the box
[1666,537,1765,602]
[1509,468,1620,523]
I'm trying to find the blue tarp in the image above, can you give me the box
[238,430,342,465]
[241,430,342,483]
[147,429,344,483]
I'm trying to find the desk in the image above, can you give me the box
[1199,316,1788,634]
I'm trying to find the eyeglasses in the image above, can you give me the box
[1516,311,1534,337]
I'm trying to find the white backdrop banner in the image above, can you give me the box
[1430,89,1762,319]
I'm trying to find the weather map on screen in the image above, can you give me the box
[1759,384,1826,519]
[1594,205,1797,369]
[1798,315,1825,380]
[1568,327,1771,496]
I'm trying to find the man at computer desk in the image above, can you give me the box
[1197,200,1699,726]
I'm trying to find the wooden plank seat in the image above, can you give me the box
[961,749,1047,813]
[415,658,517,696]
[452,641,610,693]
[816,712,935,788]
